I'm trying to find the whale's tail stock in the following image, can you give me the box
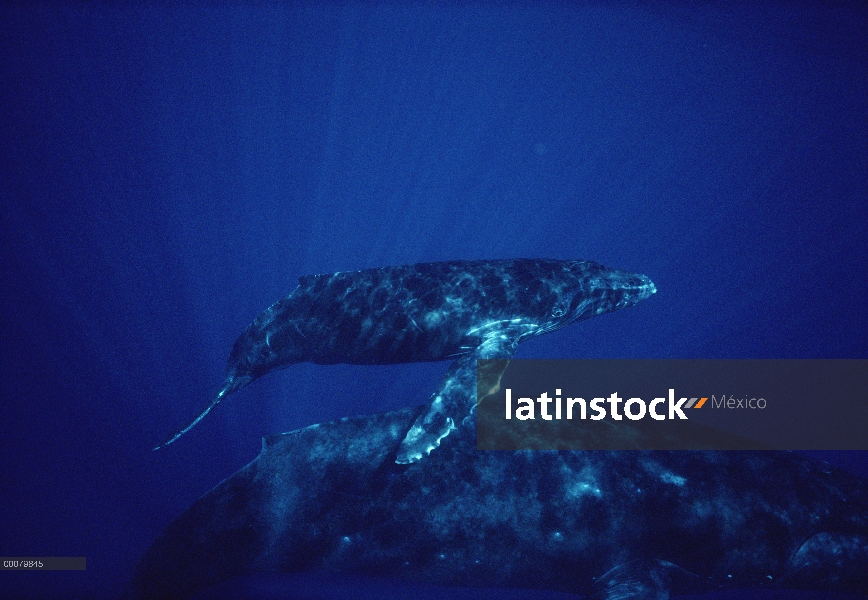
[153,374,251,450]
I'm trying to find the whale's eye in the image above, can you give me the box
[551,304,567,318]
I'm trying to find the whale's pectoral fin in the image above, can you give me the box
[395,324,528,464]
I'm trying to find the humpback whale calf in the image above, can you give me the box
[156,259,656,462]
[134,406,868,599]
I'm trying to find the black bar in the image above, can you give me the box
[477,359,868,451]
[1,557,86,570]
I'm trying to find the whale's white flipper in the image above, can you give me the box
[395,321,533,464]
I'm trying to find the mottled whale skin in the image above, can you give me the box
[156,259,656,462]
[134,407,868,599]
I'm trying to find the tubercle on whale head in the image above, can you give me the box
[559,261,657,324]
[598,271,657,301]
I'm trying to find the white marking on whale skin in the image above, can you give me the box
[567,480,603,499]
[562,464,604,500]
[566,471,603,499]
[466,318,529,338]
[423,311,444,328]
[660,472,686,486]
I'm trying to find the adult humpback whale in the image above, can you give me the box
[134,406,868,599]
[156,259,656,463]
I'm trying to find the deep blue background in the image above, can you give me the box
[1,4,865,599]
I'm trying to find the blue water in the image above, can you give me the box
[1,4,865,599]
